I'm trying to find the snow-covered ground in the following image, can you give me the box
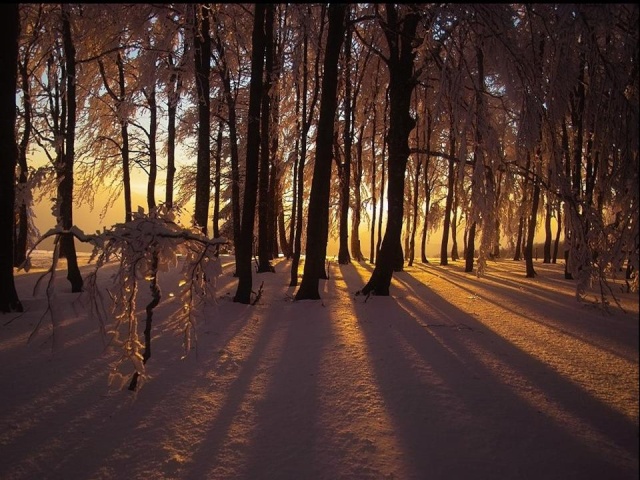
[1,251,638,479]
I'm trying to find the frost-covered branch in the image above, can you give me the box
[20,205,227,391]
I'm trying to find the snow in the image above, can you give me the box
[2,251,638,480]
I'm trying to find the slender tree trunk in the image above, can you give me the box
[552,204,561,263]
[440,114,456,265]
[451,184,459,261]
[369,101,378,264]
[0,3,23,312]
[295,4,347,300]
[14,54,31,267]
[290,8,324,286]
[337,18,353,265]
[194,4,211,235]
[213,121,223,238]
[543,195,552,263]
[408,157,420,267]
[60,4,82,293]
[213,19,241,257]
[257,4,275,273]
[234,4,266,304]
[350,124,365,261]
[525,174,541,277]
[166,73,179,208]
[146,87,157,211]
[465,222,477,273]
[359,7,419,296]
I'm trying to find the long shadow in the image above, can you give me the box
[410,262,639,363]
[239,297,330,479]
[178,258,308,479]
[340,264,638,480]
[0,256,267,480]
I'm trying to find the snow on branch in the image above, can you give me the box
[20,205,227,391]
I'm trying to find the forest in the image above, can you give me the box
[0,3,638,312]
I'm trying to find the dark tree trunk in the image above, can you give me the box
[359,7,419,296]
[552,204,561,263]
[234,4,266,304]
[525,164,541,278]
[0,3,23,312]
[14,51,31,267]
[290,7,323,286]
[369,101,378,264]
[543,196,552,263]
[420,178,431,264]
[514,152,531,261]
[278,195,291,257]
[451,183,459,261]
[146,87,157,211]
[440,114,456,265]
[408,157,421,267]
[60,4,82,293]
[295,4,347,300]
[465,222,477,273]
[213,17,241,256]
[351,123,365,262]
[513,214,525,261]
[194,4,211,235]
[257,4,275,273]
[213,121,223,238]
[337,17,353,265]
[166,71,179,208]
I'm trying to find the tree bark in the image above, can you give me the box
[295,3,347,300]
[194,4,211,235]
[257,4,275,273]
[440,113,456,265]
[234,3,266,304]
[60,4,83,293]
[465,222,477,273]
[0,3,23,312]
[359,6,419,296]
[337,16,353,265]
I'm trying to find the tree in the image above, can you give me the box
[257,3,276,273]
[295,3,348,300]
[358,5,421,296]
[58,4,83,292]
[193,4,211,235]
[234,4,266,304]
[0,4,24,313]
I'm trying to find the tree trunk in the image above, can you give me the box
[350,123,365,262]
[295,4,347,300]
[359,6,419,296]
[337,18,353,265]
[257,4,275,273]
[369,102,378,264]
[552,204,561,264]
[146,87,157,211]
[194,4,211,235]
[525,163,541,278]
[440,113,456,265]
[408,156,420,267]
[543,195,552,263]
[465,222,477,273]
[0,3,23,312]
[213,121,223,238]
[213,17,241,257]
[60,4,82,293]
[451,184,459,261]
[234,4,266,304]
[14,49,32,268]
